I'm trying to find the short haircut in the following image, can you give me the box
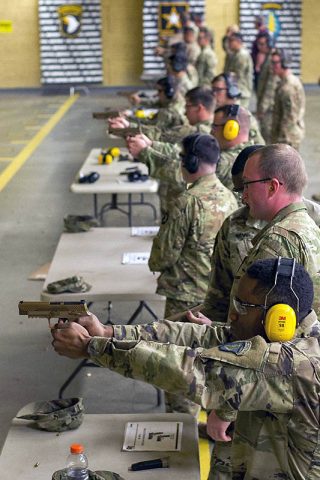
[231,145,264,175]
[169,52,188,72]
[246,258,314,322]
[250,144,308,195]
[186,87,215,112]
[183,26,195,34]
[229,31,243,42]
[182,133,220,166]
[257,31,272,48]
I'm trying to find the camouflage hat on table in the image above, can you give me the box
[52,470,125,480]
[46,275,91,294]
[64,215,100,233]
[16,397,84,432]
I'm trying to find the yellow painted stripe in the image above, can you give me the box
[0,94,79,192]
[198,410,211,480]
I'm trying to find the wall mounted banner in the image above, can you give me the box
[240,0,301,74]
[142,0,205,80]
[38,0,103,85]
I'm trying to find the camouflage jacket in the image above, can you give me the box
[202,198,320,323]
[148,174,237,302]
[223,47,253,101]
[202,206,266,322]
[271,72,305,148]
[175,72,194,98]
[248,111,265,145]
[231,202,320,317]
[216,140,254,191]
[256,53,280,115]
[186,64,199,88]
[186,41,201,66]
[139,97,187,141]
[88,311,320,479]
[196,45,218,87]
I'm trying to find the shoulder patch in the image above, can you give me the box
[218,341,251,356]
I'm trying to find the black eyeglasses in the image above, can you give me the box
[211,122,226,129]
[233,297,267,315]
[271,60,281,65]
[242,177,283,189]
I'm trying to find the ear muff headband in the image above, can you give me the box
[182,135,201,174]
[223,104,240,141]
[264,257,299,342]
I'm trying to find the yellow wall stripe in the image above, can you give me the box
[0,94,79,192]
[198,410,211,480]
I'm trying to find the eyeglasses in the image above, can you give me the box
[271,60,281,65]
[233,297,267,315]
[242,177,284,189]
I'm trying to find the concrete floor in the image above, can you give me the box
[0,87,319,451]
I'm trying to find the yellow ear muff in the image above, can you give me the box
[264,304,297,342]
[223,119,240,141]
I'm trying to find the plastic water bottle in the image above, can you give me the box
[66,443,89,480]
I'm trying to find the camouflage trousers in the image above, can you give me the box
[164,297,201,417]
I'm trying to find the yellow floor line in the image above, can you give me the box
[198,410,211,480]
[0,94,79,192]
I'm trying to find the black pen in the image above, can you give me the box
[129,457,169,471]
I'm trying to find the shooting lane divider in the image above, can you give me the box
[198,410,211,480]
[0,94,79,192]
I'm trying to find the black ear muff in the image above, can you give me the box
[182,135,201,174]
[223,104,240,141]
[78,171,100,184]
[264,257,298,342]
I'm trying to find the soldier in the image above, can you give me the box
[224,32,253,108]
[127,87,214,215]
[256,32,280,143]
[196,27,217,87]
[271,48,305,150]
[168,52,194,98]
[52,257,320,479]
[148,133,237,318]
[183,26,201,86]
[212,73,265,144]
[108,76,187,139]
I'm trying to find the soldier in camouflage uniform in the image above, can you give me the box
[108,76,187,140]
[212,73,265,145]
[196,27,217,88]
[169,52,194,98]
[148,133,237,318]
[271,48,305,150]
[52,257,320,479]
[224,32,253,109]
[127,87,214,215]
[255,33,280,143]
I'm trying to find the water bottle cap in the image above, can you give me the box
[70,443,84,454]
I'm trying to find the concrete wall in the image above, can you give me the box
[0,0,318,88]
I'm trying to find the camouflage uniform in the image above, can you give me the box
[216,140,254,191]
[174,72,194,98]
[271,72,305,150]
[196,45,217,87]
[230,202,320,318]
[139,96,187,141]
[248,111,265,145]
[224,47,253,108]
[138,120,212,214]
[88,311,320,479]
[186,64,199,88]
[148,174,237,308]
[202,206,266,323]
[256,53,280,143]
[186,41,201,66]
